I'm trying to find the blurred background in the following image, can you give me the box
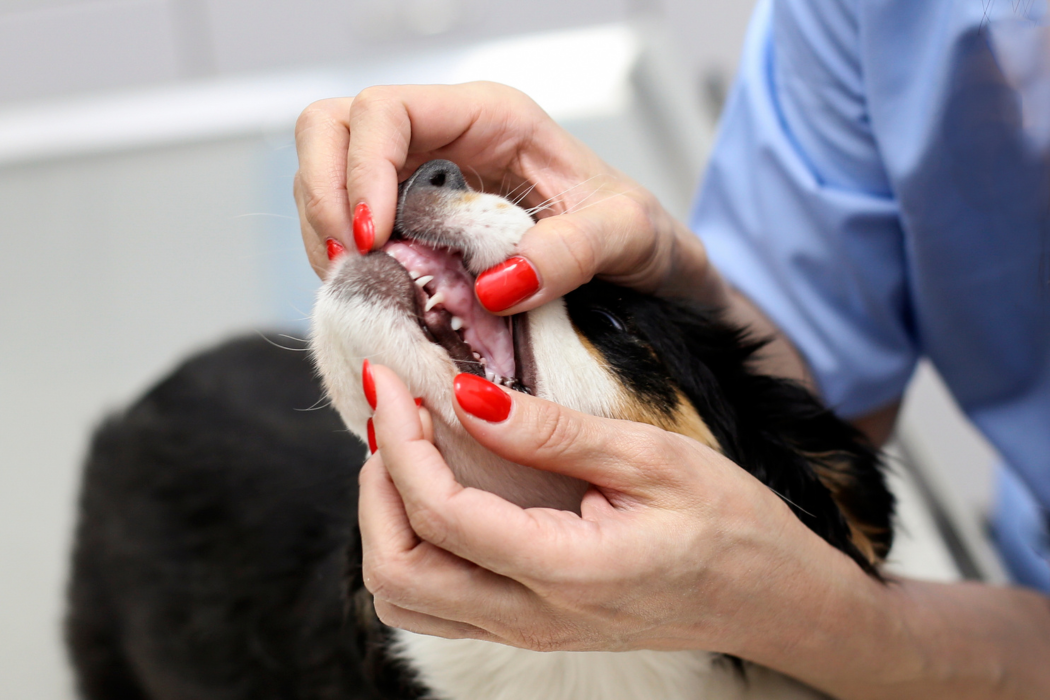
[0,1,1006,698]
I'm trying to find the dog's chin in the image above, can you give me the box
[311,250,588,513]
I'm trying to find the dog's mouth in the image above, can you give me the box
[380,236,534,395]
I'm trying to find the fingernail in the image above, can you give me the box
[474,256,539,312]
[353,202,375,255]
[415,397,424,407]
[326,238,346,261]
[362,359,377,410]
[454,373,512,422]
[366,417,377,453]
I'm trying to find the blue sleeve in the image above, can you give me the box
[690,0,917,418]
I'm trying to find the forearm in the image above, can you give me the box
[741,544,1050,700]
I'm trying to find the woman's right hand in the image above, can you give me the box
[293,81,727,313]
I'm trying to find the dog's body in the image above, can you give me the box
[68,160,893,699]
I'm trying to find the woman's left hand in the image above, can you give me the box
[358,363,877,662]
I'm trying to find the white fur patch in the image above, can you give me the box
[393,631,825,700]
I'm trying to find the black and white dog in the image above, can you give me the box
[68,160,894,700]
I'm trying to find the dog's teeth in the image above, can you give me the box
[408,270,421,280]
[472,351,482,360]
[424,292,444,312]
[450,316,464,331]
[415,275,434,288]
[485,369,495,382]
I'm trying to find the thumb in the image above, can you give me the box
[474,186,669,315]
[450,373,676,494]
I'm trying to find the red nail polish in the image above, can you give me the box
[367,417,377,453]
[353,202,375,255]
[454,373,512,422]
[362,359,376,410]
[415,397,424,407]
[326,238,346,261]
[474,256,540,312]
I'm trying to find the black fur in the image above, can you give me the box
[68,288,893,699]
[66,336,423,700]
[565,281,893,574]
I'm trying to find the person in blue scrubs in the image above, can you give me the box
[693,0,1050,592]
[293,0,1050,696]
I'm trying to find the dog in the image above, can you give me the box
[67,159,894,700]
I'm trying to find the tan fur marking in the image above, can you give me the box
[575,333,721,450]
[619,392,722,451]
[806,454,890,565]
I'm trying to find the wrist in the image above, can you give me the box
[727,527,910,697]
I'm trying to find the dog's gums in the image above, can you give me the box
[383,238,522,389]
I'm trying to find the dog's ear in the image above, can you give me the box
[630,297,894,574]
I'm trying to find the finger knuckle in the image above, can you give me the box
[406,505,450,549]
[530,403,583,461]
[371,599,402,628]
[295,99,340,140]
[300,184,345,233]
[348,86,397,122]
[618,191,656,233]
[362,555,410,603]
[553,219,599,280]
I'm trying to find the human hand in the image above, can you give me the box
[358,362,866,659]
[293,82,726,310]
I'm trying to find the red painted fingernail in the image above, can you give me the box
[353,202,375,255]
[415,397,424,407]
[453,373,512,422]
[362,359,376,410]
[326,238,346,261]
[366,417,377,453]
[474,256,540,312]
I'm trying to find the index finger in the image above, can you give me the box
[343,82,551,252]
[452,375,695,497]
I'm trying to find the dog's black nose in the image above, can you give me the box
[401,159,468,199]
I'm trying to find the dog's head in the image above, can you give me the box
[311,159,894,573]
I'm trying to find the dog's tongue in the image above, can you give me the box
[384,240,516,379]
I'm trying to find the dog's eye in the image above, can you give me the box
[590,309,626,333]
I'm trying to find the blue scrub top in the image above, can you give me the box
[691,0,1050,586]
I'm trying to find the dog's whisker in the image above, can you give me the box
[256,331,310,352]
[466,165,485,192]
[766,487,817,519]
[533,176,603,207]
[294,398,333,412]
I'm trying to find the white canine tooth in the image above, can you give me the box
[485,369,495,382]
[472,351,482,360]
[415,275,434,288]
[424,292,444,312]
[408,270,421,280]
[450,316,464,331]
